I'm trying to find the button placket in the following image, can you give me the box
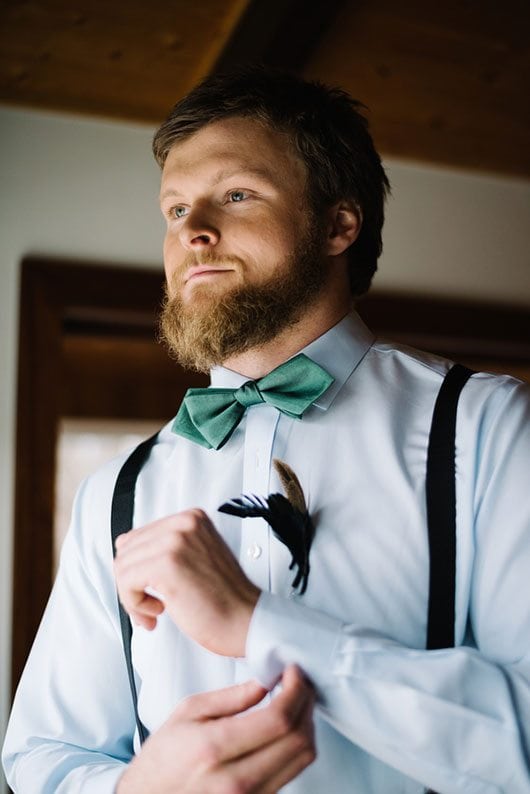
[238,405,278,590]
[232,405,277,687]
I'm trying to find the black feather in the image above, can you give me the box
[219,492,315,594]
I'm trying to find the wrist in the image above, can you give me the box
[233,583,260,657]
[115,760,142,794]
[115,770,128,794]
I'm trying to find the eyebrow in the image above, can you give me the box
[159,166,276,203]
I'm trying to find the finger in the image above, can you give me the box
[114,531,128,549]
[114,548,175,608]
[116,565,167,628]
[175,678,269,722]
[130,612,158,630]
[115,524,182,563]
[133,593,165,615]
[220,691,316,794]
[127,594,165,628]
[210,665,314,763]
[114,520,179,565]
[260,748,316,794]
[114,526,211,585]
[279,663,312,697]
[115,529,242,610]
[260,696,316,793]
[117,510,213,553]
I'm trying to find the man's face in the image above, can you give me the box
[158,116,329,371]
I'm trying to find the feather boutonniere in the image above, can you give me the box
[218,459,315,594]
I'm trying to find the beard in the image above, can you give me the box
[159,223,328,373]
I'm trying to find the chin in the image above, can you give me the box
[184,279,240,305]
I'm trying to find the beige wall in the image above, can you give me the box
[1,105,529,784]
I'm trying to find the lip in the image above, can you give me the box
[185,265,233,283]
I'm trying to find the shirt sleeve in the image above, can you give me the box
[2,466,134,793]
[246,378,530,794]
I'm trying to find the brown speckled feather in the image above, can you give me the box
[273,458,306,514]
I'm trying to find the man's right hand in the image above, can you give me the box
[116,665,316,794]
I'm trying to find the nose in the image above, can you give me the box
[178,205,220,251]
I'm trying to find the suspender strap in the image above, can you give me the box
[426,364,474,651]
[425,364,473,794]
[111,431,159,745]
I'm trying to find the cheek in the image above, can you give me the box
[162,237,173,279]
[246,214,299,257]
[259,228,299,265]
[163,232,184,272]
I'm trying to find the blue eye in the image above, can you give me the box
[229,191,246,202]
[172,206,187,218]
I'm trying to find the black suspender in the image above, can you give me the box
[425,364,473,650]
[424,363,473,794]
[110,432,159,745]
[110,364,474,753]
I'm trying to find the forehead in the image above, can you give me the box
[161,116,307,189]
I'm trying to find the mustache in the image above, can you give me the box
[183,251,245,270]
[167,252,246,291]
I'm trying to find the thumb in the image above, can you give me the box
[174,679,268,722]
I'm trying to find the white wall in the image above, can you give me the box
[1,105,529,781]
[381,160,530,304]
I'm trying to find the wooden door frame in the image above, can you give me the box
[11,256,530,695]
[11,256,197,695]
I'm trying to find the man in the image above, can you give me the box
[3,67,530,793]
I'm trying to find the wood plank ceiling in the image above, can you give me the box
[0,0,529,177]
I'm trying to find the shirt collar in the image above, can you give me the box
[210,309,374,411]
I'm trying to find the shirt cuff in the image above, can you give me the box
[245,590,343,693]
[58,762,127,794]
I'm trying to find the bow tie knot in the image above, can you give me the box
[172,353,334,450]
[235,380,263,408]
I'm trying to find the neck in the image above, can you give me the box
[221,296,353,380]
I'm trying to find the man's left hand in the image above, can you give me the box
[114,509,260,657]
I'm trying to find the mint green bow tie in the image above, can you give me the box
[172,354,334,450]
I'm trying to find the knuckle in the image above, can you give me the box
[297,750,317,771]
[167,530,185,554]
[214,773,247,794]
[269,708,294,737]
[196,738,222,771]
[291,726,312,753]
[172,693,195,720]
[180,507,206,525]
[189,507,208,521]
[166,510,204,539]
[173,690,202,720]
[299,746,317,769]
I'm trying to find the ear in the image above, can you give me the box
[325,201,362,257]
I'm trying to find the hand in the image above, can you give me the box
[116,665,316,794]
[114,509,261,656]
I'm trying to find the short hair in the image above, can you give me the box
[153,66,390,297]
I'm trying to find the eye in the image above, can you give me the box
[171,205,188,219]
[228,190,247,203]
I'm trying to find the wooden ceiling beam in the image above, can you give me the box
[0,0,527,176]
[212,0,348,74]
[305,0,530,177]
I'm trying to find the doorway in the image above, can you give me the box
[11,257,207,694]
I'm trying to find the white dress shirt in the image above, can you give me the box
[3,310,530,793]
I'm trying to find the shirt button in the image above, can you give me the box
[247,543,262,560]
